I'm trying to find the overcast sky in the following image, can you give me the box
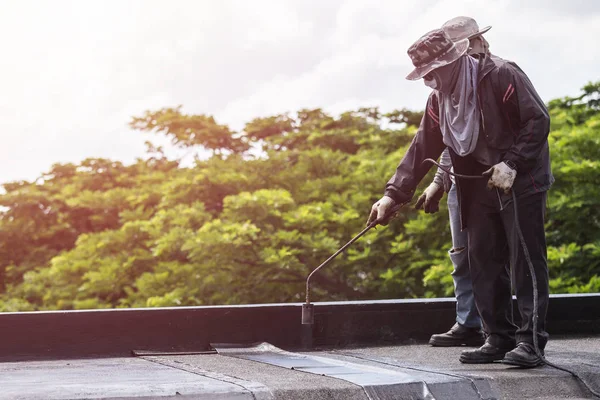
[0,0,598,183]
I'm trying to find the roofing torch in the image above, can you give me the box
[301,200,408,349]
[300,157,482,349]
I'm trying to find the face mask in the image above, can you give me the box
[423,74,437,89]
[429,60,461,94]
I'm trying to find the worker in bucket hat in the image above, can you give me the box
[367,26,553,368]
[421,17,494,348]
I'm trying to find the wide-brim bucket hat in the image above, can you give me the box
[442,16,491,41]
[406,29,469,80]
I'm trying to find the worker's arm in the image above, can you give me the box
[384,93,447,204]
[432,147,451,189]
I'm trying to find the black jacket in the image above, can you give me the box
[384,54,553,228]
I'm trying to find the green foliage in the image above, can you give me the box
[0,84,599,311]
[130,106,249,155]
[545,83,600,292]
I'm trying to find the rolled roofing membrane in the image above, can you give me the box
[212,342,468,399]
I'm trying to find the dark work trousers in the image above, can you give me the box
[465,179,550,349]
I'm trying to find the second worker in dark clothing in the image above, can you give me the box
[367,28,553,368]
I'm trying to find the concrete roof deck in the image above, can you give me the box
[2,334,599,400]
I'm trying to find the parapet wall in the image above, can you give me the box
[1,294,598,360]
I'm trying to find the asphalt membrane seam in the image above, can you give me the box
[332,351,600,400]
[329,351,490,400]
[141,355,274,400]
[212,345,371,399]
[213,343,443,400]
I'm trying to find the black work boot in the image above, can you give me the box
[429,323,485,347]
[459,339,515,364]
[502,342,545,368]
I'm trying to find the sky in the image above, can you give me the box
[0,0,598,184]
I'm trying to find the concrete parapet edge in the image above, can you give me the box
[0,294,598,360]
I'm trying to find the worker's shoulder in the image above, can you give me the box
[488,53,528,76]
[484,54,534,86]
[426,90,440,107]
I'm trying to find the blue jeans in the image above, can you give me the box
[447,183,481,328]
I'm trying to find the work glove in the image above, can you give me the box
[415,182,443,214]
[366,195,396,227]
[483,161,517,194]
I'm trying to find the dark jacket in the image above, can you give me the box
[384,54,553,228]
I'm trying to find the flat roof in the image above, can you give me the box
[2,335,599,399]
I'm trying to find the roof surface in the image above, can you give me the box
[3,335,599,399]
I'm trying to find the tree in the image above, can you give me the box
[130,106,250,156]
[545,81,600,293]
[1,83,598,311]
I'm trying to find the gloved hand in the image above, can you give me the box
[483,161,517,194]
[415,182,443,214]
[366,196,396,227]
